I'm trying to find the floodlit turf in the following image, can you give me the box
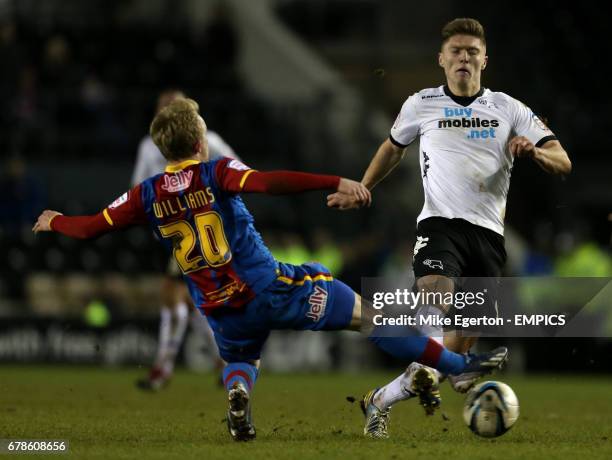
[0,366,610,459]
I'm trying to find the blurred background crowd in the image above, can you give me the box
[0,0,610,370]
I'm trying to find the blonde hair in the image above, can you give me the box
[441,18,486,47]
[150,98,205,161]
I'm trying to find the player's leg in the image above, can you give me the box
[445,277,504,392]
[257,261,505,438]
[137,273,185,390]
[445,222,507,391]
[160,281,190,375]
[372,219,467,408]
[154,277,189,377]
[206,311,270,442]
[365,274,454,419]
[443,221,506,357]
[269,260,504,381]
[398,275,494,398]
[274,265,504,437]
[224,358,260,442]
[360,361,441,438]
[351,285,507,437]
[369,271,481,414]
[353,276,471,374]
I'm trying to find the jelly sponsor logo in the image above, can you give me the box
[306,286,328,322]
[161,170,193,193]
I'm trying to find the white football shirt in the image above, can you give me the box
[390,85,556,235]
[131,130,238,186]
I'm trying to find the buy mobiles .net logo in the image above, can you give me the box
[438,107,500,140]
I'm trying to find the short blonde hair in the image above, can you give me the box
[150,98,204,161]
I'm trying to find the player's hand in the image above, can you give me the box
[32,210,62,234]
[327,192,364,210]
[509,136,537,159]
[336,178,372,207]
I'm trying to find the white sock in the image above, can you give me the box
[155,307,172,367]
[373,363,444,410]
[373,366,417,410]
[162,302,189,374]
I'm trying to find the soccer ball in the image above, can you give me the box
[463,381,519,438]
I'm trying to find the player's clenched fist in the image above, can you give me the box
[509,136,537,159]
[32,210,62,233]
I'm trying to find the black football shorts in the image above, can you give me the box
[412,217,507,330]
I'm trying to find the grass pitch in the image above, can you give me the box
[0,366,610,459]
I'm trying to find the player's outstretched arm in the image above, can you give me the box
[218,160,371,206]
[244,171,371,206]
[32,210,112,239]
[509,137,571,175]
[33,186,146,239]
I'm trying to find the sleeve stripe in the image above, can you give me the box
[389,134,408,148]
[102,209,114,226]
[48,214,59,230]
[239,170,256,190]
[535,135,558,148]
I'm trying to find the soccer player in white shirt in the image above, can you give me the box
[134,90,239,390]
[328,18,571,438]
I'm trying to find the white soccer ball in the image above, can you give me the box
[463,381,519,438]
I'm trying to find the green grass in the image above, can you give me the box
[0,366,611,459]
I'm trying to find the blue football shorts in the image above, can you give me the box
[206,262,355,362]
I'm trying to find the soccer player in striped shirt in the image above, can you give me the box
[131,89,238,391]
